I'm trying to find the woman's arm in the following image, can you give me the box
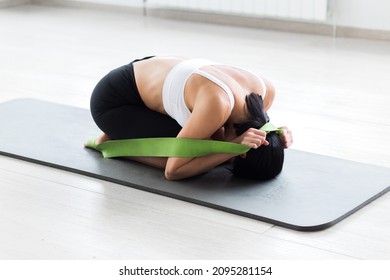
[165,128,268,180]
[164,90,231,180]
[164,90,268,180]
[126,126,269,181]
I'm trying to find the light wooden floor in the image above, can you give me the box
[1,4,390,260]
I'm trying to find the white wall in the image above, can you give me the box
[332,0,390,31]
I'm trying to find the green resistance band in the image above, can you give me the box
[86,123,282,158]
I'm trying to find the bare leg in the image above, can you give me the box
[127,156,167,169]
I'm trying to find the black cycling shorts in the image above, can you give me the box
[90,56,182,140]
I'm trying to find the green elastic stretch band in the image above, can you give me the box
[260,123,283,135]
[94,138,250,158]
[86,123,282,158]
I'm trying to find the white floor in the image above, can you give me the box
[1,4,390,259]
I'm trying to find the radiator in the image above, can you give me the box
[147,0,328,21]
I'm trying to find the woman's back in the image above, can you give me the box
[133,56,269,118]
[133,57,185,114]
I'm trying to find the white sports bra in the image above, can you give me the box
[162,59,267,127]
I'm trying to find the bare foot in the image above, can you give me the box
[84,133,111,148]
[96,133,111,145]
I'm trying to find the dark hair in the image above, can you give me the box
[232,93,284,180]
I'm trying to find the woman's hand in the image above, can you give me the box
[279,126,293,148]
[234,128,269,149]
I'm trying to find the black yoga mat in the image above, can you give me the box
[1,99,389,231]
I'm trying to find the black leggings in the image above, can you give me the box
[90,57,182,140]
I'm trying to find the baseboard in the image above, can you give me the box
[335,25,390,41]
[0,0,30,8]
[31,0,144,15]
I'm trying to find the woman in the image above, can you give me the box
[88,56,293,180]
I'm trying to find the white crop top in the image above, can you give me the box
[162,59,267,127]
